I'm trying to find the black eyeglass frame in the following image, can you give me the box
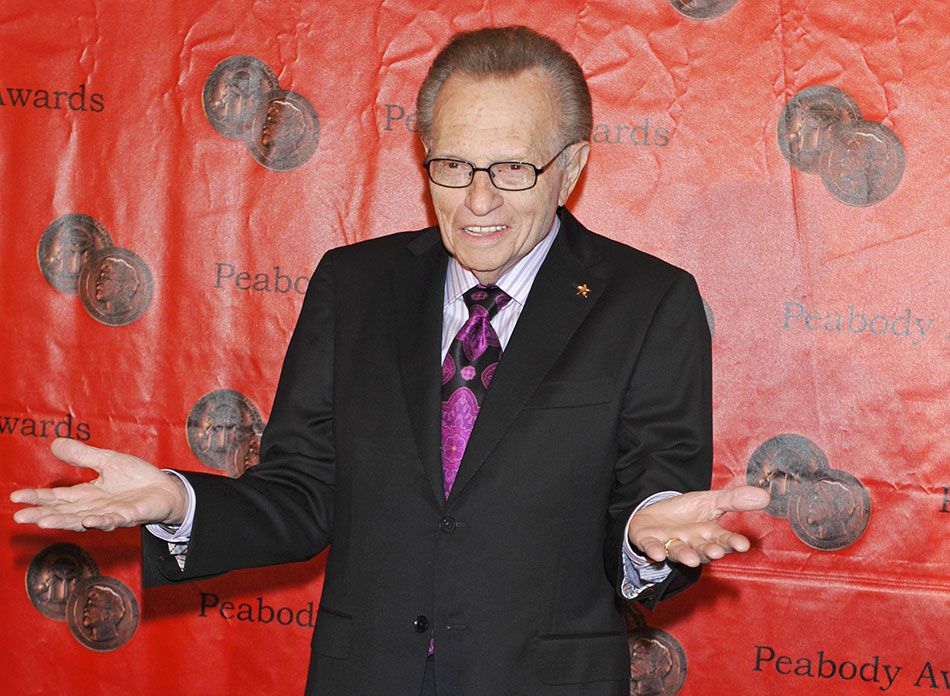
[423,143,574,191]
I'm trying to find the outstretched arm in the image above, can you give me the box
[627,485,770,567]
[10,438,189,532]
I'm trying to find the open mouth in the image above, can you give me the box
[462,225,507,237]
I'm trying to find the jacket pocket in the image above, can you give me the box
[523,377,612,409]
[535,631,630,684]
[311,605,353,659]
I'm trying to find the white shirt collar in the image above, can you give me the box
[444,214,561,308]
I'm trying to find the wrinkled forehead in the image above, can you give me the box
[428,69,560,158]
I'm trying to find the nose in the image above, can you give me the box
[465,170,503,216]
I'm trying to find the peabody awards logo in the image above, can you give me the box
[782,302,934,346]
[669,0,738,20]
[25,543,139,652]
[381,103,671,148]
[0,83,104,112]
[186,389,265,477]
[625,603,687,695]
[202,55,320,171]
[37,213,153,326]
[777,85,905,206]
[747,434,871,550]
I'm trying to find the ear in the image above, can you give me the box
[557,142,590,206]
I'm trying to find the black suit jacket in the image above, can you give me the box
[143,208,712,696]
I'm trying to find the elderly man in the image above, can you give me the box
[12,26,768,696]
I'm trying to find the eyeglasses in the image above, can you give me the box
[423,144,572,191]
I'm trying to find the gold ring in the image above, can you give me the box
[663,537,683,553]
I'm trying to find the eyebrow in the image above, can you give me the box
[430,151,537,164]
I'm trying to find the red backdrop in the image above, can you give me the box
[1,1,947,693]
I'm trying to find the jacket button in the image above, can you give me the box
[439,516,457,533]
[414,615,429,633]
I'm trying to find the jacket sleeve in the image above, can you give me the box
[602,270,713,608]
[142,250,339,586]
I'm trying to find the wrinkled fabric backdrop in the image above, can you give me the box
[1,1,947,694]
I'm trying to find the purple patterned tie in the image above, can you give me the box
[440,284,511,499]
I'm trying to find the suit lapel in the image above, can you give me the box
[447,210,608,504]
[392,229,450,507]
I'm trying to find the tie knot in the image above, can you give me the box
[463,284,511,321]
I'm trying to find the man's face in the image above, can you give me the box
[201,403,243,452]
[95,262,118,302]
[83,591,105,627]
[261,101,285,146]
[262,100,304,149]
[426,69,588,284]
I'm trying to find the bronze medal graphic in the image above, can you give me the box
[789,469,871,551]
[819,120,905,206]
[37,214,113,294]
[669,0,738,20]
[628,626,688,695]
[777,86,862,173]
[186,389,265,477]
[746,434,829,518]
[66,576,139,652]
[25,543,99,621]
[245,89,320,171]
[78,247,154,326]
[203,55,280,140]
[623,602,649,633]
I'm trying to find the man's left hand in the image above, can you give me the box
[628,486,770,567]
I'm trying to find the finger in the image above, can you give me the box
[12,486,115,521]
[18,510,90,532]
[719,531,751,553]
[81,508,145,531]
[697,531,753,560]
[695,540,728,561]
[638,538,671,563]
[12,506,49,524]
[49,437,110,473]
[24,508,128,532]
[10,488,44,504]
[10,483,93,506]
[665,538,701,568]
[79,514,118,532]
[13,504,92,525]
[712,485,770,514]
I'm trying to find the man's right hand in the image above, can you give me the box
[10,438,188,532]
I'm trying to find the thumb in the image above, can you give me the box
[49,437,110,473]
[713,485,770,514]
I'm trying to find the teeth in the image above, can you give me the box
[463,225,506,235]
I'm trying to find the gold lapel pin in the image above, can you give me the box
[575,283,590,298]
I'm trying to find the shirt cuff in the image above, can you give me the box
[144,470,196,543]
[620,490,682,599]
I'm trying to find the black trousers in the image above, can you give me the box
[420,655,436,696]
